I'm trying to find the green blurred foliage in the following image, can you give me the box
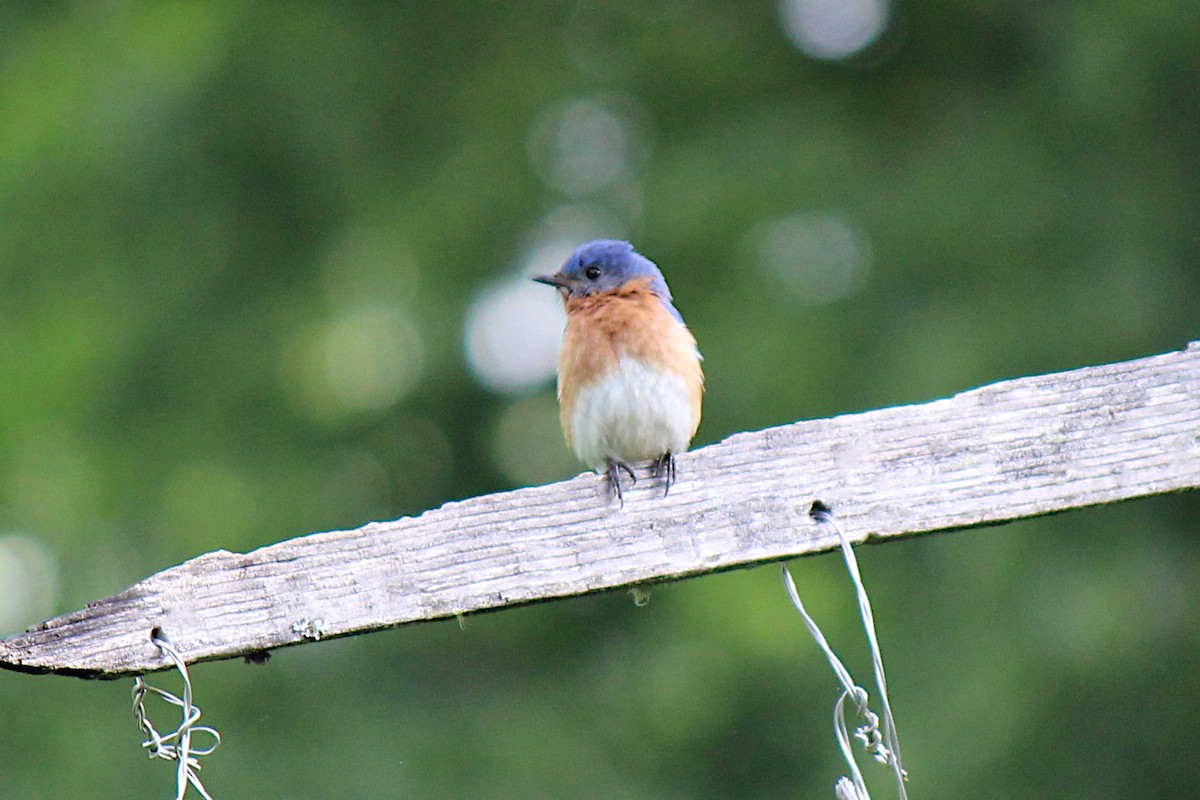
[1,2,1198,798]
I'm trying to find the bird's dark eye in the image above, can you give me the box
[584,265,601,281]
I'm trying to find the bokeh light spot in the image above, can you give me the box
[490,394,579,487]
[321,221,420,312]
[528,94,651,196]
[747,211,872,304]
[0,533,61,635]
[282,307,424,422]
[778,0,889,61]
[519,205,629,278]
[465,277,563,396]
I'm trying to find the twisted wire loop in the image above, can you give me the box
[131,629,221,800]
[782,504,908,800]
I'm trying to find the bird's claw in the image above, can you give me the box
[606,454,675,506]
[605,459,638,507]
[650,452,676,496]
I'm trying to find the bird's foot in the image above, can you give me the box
[605,458,637,507]
[649,452,676,496]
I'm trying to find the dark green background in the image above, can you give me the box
[1,2,1197,798]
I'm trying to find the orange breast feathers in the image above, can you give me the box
[555,276,703,468]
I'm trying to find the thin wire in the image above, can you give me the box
[131,630,220,800]
[817,509,907,797]
[782,505,908,799]
[782,564,870,799]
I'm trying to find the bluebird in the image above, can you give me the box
[534,240,703,503]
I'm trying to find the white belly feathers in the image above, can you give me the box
[566,356,696,471]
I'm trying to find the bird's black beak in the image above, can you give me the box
[532,272,571,289]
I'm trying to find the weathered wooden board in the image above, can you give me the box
[3,342,1198,678]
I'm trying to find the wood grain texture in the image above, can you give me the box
[3,342,1199,679]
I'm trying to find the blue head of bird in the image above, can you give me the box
[533,239,683,323]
